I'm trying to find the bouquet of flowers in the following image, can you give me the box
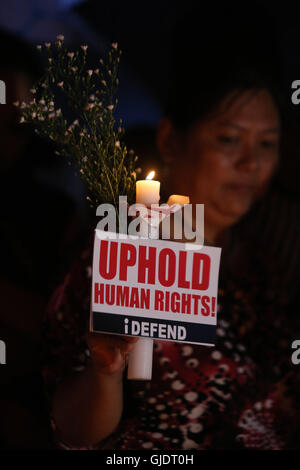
[15,35,138,211]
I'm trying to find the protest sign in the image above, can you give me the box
[90,230,221,346]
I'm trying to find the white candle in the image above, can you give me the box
[127,171,160,380]
[136,171,160,206]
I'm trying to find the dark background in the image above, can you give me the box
[0,0,299,449]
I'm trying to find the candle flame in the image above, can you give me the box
[146,171,155,180]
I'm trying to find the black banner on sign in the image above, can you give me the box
[92,311,216,345]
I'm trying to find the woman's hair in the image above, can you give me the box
[163,3,285,130]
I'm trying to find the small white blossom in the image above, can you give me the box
[56,109,62,116]
[79,132,84,137]
[48,58,52,63]
[31,112,36,118]
[82,156,88,163]
[20,102,27,109]
[107,105,114,110]
[115,140,120,148]
[71,67,78,72]
[87,69,93,76]
[89,94,95,101]
[57,81,64,87]
[49,101,54,106]
[48,112,55,118]
[36,45,42,50]
[13,101,19,107]
[43,106,48,112]
[64,131,69,136]
[38,116,45,121]
[19,116,25,123]
[56,35,64,41]
[112,42,118,49]
[45,42,51,48]
[41,83,47,88]
[81,45,88,51]
[80,169,84,174]
[73,119,79,126]
[39,99,45,105]
[67,52,74,59]
[30,88,36,94]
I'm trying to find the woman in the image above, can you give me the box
[42,55,300,449]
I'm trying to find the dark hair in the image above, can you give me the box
[163,3,285,130]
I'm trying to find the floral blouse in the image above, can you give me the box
[42,228,300,450]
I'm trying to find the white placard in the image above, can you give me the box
[90,230,221,346]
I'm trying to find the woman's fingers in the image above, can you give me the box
[86,332,139,373]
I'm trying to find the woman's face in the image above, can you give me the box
[160,89,280,235]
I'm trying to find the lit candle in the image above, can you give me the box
[127,171,160,381]
[136,171,160,206]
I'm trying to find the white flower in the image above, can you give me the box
[57,81,64,87]
[48,58,52,63]
[48,112,55,119]
[73,119,79,126]
[87,69,93,76]
[19,116,25,123]
[32,112,36,118]
[56,108,62,116]
[38,116,45,121]
[30,88,36,94]
[80,169,84,174]
[115,140,120,148]
[20,102,27,109]
[45,42,51,48]
[64,131,69,136]
[112,42,118,49]
[71,67,77,72]
[36,45,42,50]
[89,94,95,101]
[81,45,88,51]
[12,101,19,107]
[49,101,54,106]
[39,99,45,105]
[107,105,114,110]
[56,34,64,41]
[82,156,88,163]
[67,52,74,59]
[41,83,47,88]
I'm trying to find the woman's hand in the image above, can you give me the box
[86,331,139,376]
